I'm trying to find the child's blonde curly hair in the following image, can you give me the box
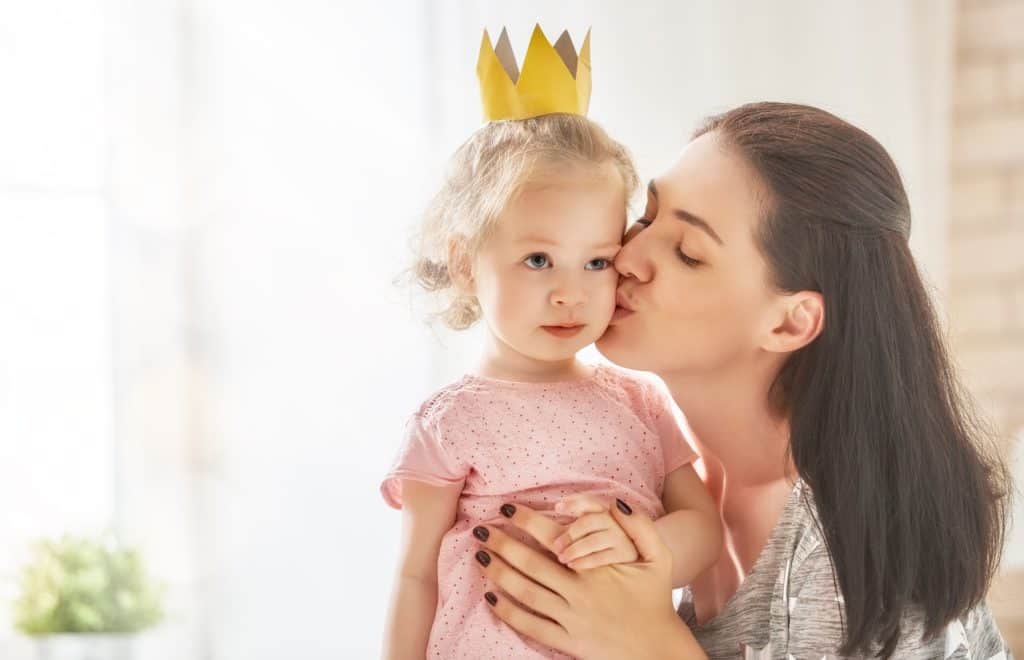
[412,113,639,330]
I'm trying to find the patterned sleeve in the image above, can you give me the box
[643,380,698,475]
[785,540,1013,659]
[379,412,470,509]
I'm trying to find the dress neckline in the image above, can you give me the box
[463,363,606,388]
[682,478,805,630]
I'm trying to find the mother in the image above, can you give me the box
[470,103,1012,658]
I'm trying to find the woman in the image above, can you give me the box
[468,103,1012,658]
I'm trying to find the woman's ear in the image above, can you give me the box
[762,291,825,354]
[447,238,475,296]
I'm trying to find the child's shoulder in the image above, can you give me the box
[592,363,672,413]
[410,374,499,425]
[593,363,662,394]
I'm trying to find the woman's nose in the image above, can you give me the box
[614,233,652,282]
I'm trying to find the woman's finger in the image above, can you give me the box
[609,498,670,564]
[484,591,575,656]
[498,502,566,553]
[476,523,576,596]
[475,546,567,618]
[558,529,618,564]
[552,512,614,553]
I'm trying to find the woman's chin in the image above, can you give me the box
[595,327,641,369]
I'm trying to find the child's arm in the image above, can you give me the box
[550,464,722,586]
[654,463,723,587]
[382,479,462,660]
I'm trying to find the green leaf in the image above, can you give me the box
[12,534,165,635]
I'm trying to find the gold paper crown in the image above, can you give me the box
[476,25,592,122]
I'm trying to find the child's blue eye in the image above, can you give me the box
[585,258,611,271]
[524,254,550,269]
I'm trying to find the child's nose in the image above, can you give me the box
[550,285,585,307]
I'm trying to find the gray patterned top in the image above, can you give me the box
[676,480,1013,659]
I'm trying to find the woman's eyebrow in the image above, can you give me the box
[673,209,724,246]
[648,179,724,246]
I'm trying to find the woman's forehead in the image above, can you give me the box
[655,132,766,241]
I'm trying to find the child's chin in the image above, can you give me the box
[525,343,584,363]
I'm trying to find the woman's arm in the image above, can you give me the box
[381,479,461,660]
[656,464,724,587]
[473,501,708,659]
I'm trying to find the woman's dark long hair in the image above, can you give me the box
[696,103,1010,657]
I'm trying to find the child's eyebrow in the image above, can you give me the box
[516,236,621,251]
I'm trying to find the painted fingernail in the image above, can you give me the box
[615,498,633,515]
[473,526,489,542]
[475,550,491,567]
[484,592,498,606]
[500,504,516,518]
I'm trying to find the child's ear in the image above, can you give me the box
[447,238,475,295]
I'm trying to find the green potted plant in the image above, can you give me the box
[12,533,164,660]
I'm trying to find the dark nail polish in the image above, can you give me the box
[616,498,633,515]
[500,504,516,518]
[485,592,497,606]
[473,526,489,542]
[475,550,491,567]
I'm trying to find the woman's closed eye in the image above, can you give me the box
[676,247,701,267]
[629,218,702,267]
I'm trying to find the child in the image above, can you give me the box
[381,26,722,659]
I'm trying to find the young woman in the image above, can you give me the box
[468,102,1012,659]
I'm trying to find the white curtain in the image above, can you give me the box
[0,1,955,658]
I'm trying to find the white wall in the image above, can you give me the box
[0,2,967,658]
[0,2,115,656]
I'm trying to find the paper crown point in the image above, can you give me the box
[476,24,592,122]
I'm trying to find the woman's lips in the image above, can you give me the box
[610,306,634,322]
[612,292,636,322]
[542,324,585,338]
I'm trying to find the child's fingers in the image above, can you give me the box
[554,493,609,518]
[567,546,638,571]
[557,529,618,564]
[551,512,615,553]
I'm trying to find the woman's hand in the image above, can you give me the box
[472,498,707,660]
[551,495,639,570]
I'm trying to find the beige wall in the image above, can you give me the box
[951,0,1024,651]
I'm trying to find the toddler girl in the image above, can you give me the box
[381,27,723,660]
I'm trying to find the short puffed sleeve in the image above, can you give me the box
[380,413,470,509]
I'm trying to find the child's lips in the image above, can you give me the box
[541,324,585,338]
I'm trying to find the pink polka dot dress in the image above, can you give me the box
[380,364,697,659]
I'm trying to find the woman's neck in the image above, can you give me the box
[662,364,798,587]
[660,366,795,505]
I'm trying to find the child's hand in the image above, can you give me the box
[550,494,640,570]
